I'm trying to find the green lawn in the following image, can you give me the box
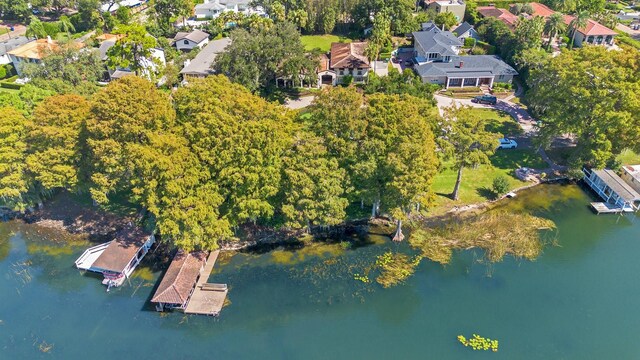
[617,149,640,165]
[301,34,352,52]
[431,149,547,213]
[468,108,522,137]
[428,108,545,213]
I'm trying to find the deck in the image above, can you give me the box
[184,250,228,316]
[591,202,626,214]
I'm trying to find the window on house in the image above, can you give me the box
[184,40,189,45]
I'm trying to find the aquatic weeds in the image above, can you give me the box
[353,273,370,283]
[37,340,54,353]
[10,261,33,285]
[375,252,421,288]
[458,334,498,352]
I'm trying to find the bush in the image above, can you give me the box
[471,46,487,55]
[341,75,353,86]
[0,82,23,90]
[0,67,5,80]
[492,175,510,197]
[464,37,476,47]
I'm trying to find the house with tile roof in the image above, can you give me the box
[477,6,520,29]
[564,16,617,47]
[328,42,370,84]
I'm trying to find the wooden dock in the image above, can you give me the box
[591,202,625,214]
[184,250,228,316]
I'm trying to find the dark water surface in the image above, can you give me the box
[2,184,640,359]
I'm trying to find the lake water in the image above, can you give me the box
[2,184,640,359]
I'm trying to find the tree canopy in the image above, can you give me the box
[214,22,316,93]
[527,47,640,168]
[0,107,29,210]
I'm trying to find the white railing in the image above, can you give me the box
[75,241,111,270]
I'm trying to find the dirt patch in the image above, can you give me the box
[23,192,136,243]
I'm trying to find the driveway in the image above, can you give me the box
[284,95,315,110]
[617,23,640,40]
[434,94,536,134]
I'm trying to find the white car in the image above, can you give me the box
[497,138,518,149]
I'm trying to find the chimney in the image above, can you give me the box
[459,61,464,68]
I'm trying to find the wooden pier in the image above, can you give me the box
[184,250,228,316]
[591,202,625,214]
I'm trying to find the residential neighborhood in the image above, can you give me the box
[0,0,639,357]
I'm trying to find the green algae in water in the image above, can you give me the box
[132,267,155,281]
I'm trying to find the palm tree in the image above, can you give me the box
[364,41,380,75]
[58,15,75,39]
[569,11,590,49]
[26,15,47,39]
[544,13,566,50]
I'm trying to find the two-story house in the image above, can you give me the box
[413,22,462,63]
[328,42,370,85]
[411,23,517,88]
[423,0,466,22]
[173,30,210,51]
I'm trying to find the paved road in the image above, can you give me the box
[0,25,26,42]
[617,23,640,40]
[284,95,315,110]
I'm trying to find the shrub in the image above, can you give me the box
[471,46,487,55]
[464,37,476,47]
[492,175,510,197]
[0,82,23,90]
[341,75,353,86]
[0,66,5,80]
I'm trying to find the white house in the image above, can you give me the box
[194,0,265,19]
[173,30,210,51]
[0,36,31,65]
[180,37,231,79]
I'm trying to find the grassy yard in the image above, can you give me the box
[468,108,522,137]
[617,149,640,165]
[430,149,547,213]
[301,34,352,52]
[428,108,546,213]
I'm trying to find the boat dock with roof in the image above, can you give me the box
[151,250,228,316]
[583,168,640,214]
[75,225,155,290]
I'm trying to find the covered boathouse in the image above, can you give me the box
[151,250,228,316]
[75,225,155,290]
[583,168,640,213]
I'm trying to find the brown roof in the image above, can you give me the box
[151,250,208,305]
[318,53,330,72]
[96,33,125,43]
[173,29,210,44]
[477,6,520,28]
[91,226,151,273]
[330,42,370,69]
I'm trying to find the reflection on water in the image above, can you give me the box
[3,184,640,359]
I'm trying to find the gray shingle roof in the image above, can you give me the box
[174,29,210,44]
[180,37,231,76]
[0,36,32,57]
[415,55,518,78]
[98,40,116,60]
[413,26,463,57]
[593,169,640,203]
[453,22,474,37]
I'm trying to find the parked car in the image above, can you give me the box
[472,95,498,105]
[497,138,518,149]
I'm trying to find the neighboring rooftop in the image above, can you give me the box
[415,55,518,78]
[330,42,370,69]
[0,36,32,57]
[564,16,618,36]
[477,6,520,28]
[173,29,210,44]
[151,250,208,305]
[98,40,116,60]
[7,38,59,60]
[91,226,151,273]
[452,21,474,36]
[180,37,231,76]
[413,23,463,57]
[520,2,556,18]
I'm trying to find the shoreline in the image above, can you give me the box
[1,179,568,251]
